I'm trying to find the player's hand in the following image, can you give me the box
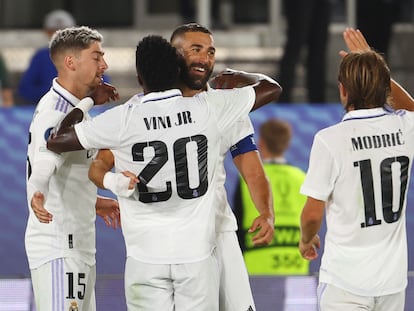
[121,171,139,190]
[89,82,120,105]
[31,191,53,223]
[299,234,320,260]
[209,68,258,89]
[248,215,274,246]
[95,196,121,229]
[103,171,138,197]
[339,27,371,58]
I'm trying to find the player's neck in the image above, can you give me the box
[178,82,205,97]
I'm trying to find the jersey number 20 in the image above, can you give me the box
[132,135,208,203]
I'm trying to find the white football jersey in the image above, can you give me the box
[214,117,254,232]
[301,107,414,296]
[75,87,255,264]
[204,84,255,233]
[25,79,97,269]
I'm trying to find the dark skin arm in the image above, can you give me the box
[209,69,282,110]
[47,82,119,153]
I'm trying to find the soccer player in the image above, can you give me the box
[25,26,119,311]
[299,50,411,310]
[46,35,281,310]
[172,23,277,310]
[90,23,280,311]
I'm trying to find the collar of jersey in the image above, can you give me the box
[342,107,395,122]
[51,78,79,107]
[141,89,182,104]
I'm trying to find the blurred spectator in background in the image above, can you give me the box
[357,0,402,60]
[180,0,196,23]
[277,0,332,103]
[234,119,309,275]
[16,10,76,105]
[179,0,226,29]
[0,53,14,107]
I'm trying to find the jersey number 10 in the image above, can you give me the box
[354,156,409,228]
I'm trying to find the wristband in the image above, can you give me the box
[103,171,135,197]
[76,97,94,114]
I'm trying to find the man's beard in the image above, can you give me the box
[180,64,213,90]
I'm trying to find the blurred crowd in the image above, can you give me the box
[0,1,406,107]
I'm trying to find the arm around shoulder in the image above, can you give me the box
[209,69,282,110]
[252,78,282,110]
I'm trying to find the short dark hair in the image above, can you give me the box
[136,35,180,92]
[170,23,212,43]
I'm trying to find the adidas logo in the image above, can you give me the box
[247,306,254,311]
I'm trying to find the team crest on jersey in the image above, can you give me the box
[44,127,54,141]
[68,301,79,311]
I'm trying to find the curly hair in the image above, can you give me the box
[136,35,180,92]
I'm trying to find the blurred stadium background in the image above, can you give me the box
[1,0,414,310]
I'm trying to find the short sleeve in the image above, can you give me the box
[75,104,124,150]
[203,86,255,135]
[300,132,337,201]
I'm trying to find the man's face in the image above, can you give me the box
[172,31,215,90]
[73,41,108,91]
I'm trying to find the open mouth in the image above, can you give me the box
[190,65,207,76]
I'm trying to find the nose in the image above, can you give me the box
[101,58,109,71]
[197,51,210,64]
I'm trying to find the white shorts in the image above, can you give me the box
[30,257,96,311]
[125,253,219,311]
[318,283,405,311]
[216,231,256,311]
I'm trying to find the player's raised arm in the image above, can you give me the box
[209,69,282,110]
[340,27,414,111]
[47,82,119,153]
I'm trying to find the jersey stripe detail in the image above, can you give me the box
[52,258,64,311]
[54,96,71,113]
[52,87,76,113]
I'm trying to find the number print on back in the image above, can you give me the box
[132,135,208,203]
[355,156,409,228]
